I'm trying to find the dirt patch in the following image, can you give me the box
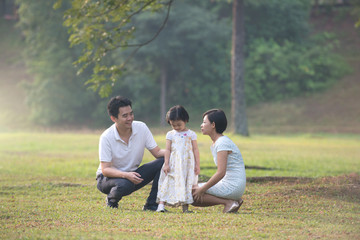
[247,176,313,184]
[315,172,360,185]
[248,173,360,204]
[248,172,359,185]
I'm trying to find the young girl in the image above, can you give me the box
[156,105,200,213]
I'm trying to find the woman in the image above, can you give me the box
[192,109,246,213]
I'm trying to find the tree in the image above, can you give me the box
[52,0,342,133]
[16,0,103,126]
[127,0,231,125]
[231,0,248,136]
[62,0,231,125]
[62,0,249,134]
[59,0,174,97]
[352,0,360,27]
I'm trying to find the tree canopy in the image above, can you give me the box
[58,0,174,97]
[15,0,351,127]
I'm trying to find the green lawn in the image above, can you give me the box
[0,132,359,239]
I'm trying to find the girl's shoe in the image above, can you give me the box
[182,210,194,213]
[156,209,169,213]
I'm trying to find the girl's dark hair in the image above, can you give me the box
[203,109,227,134]
[107,96,132,118]
[166,105,189,124]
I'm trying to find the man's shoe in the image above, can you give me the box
[106,197,118,209]
[157,209,170,213]
[142,204,157,211]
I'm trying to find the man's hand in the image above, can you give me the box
[126,172,144,184]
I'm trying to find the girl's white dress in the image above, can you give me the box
[157,129,198,206]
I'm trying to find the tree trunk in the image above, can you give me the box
[160,64,167,126]
[231,0,249,136]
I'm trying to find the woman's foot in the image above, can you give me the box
[224,201,239,213]
[224,198,243,213]
[237,198,244,209]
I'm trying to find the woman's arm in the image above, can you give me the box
[193,150,228,201]
[192,140,200,175]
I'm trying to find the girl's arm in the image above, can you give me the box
[193,151,228,201]
[163,139,172,175]
[191,139,200,175]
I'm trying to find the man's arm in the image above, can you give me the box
[149,146,165,159]
[101,162,143,184]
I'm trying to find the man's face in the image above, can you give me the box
[115,105,134,129]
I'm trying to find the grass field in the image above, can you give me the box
[0,132,359,239]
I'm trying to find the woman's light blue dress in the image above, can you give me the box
[199,136,246,200]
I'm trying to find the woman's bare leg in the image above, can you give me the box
[192,193,237,213]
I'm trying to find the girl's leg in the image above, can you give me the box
[182,204,194,213]
[156,201,165,212]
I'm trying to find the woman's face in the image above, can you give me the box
[201,115,213,135]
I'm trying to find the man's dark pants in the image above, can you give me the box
[96,157,164,208]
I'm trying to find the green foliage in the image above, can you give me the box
[244,34,351,105]
[350,0,360,27]
[245,0,311,44]
[62,0,171,97]
[16,0,106,126]
[14,0,353,127]
[121,0,231,115]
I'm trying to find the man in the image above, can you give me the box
[96,96,165,210]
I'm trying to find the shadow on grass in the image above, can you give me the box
[0,182,86,194]
[306,173,360,204]
[248,173,360,205]
[201,165,276,171]
[200,170,359,204]
[199,165,280,182]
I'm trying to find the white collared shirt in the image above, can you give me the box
[96,121,157,177]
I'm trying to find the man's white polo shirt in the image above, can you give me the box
[96,121,157,177]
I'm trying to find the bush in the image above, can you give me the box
[244,33,351,105]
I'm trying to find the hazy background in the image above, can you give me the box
[0,0,359,134]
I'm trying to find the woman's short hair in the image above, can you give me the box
[107,96,132,118]
[166,105,189,124]
[203,109,227,134]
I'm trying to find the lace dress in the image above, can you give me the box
[198,136,246,200]
[157,129,198,206]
